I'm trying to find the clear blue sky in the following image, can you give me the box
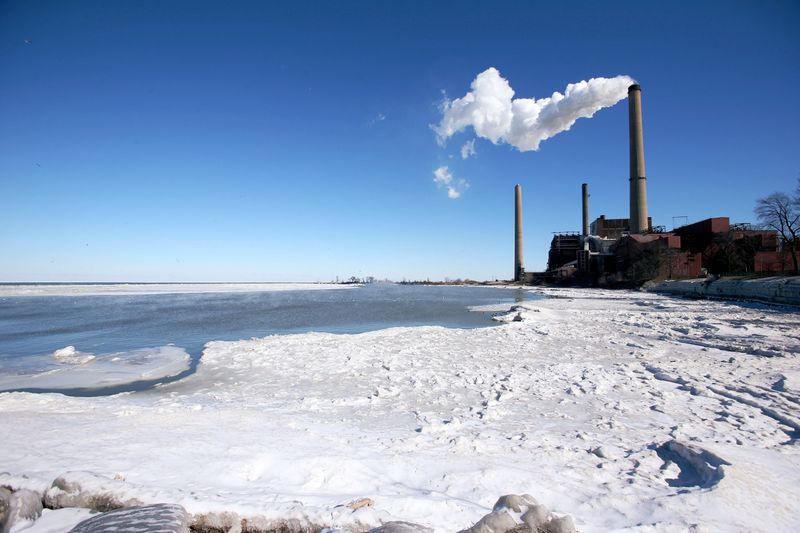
[1,0,798,282]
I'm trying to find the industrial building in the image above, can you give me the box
[514,83,789,285]
[673,217,786,274]
[547,234,581,272]
[589,215,651,240]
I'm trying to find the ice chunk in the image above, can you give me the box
[52,346,95,365]
[2,489,43,533]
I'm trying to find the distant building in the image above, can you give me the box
[547,233,581,271]
[590,215,652,240]
[613,233,701,281]
[524,83,790,285]
[674,217,786,274]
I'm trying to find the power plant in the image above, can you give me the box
[514,184,524,282]
[628,84,649,234]
[581,183,589,239]
[515,84,787,284]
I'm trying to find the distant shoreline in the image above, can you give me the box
[0,282,356,297]
[0,281,339,286]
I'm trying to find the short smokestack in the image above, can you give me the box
[514,184,524,282]
[628,84,649,233]
[581,183,590,237]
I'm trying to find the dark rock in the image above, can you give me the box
[590,446,609,459]
[69,503,189,533]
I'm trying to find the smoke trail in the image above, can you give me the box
[435,68,634,152]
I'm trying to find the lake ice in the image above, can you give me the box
[0,285,799,532]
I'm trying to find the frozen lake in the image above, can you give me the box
[1,287,799,532]
[0,283,533,394]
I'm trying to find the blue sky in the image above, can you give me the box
[1,0,798,282]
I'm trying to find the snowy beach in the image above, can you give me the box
[1,287,799,532]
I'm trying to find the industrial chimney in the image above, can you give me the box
[581,183,590,238]
[514,184,524,282]
[628,84,649,233]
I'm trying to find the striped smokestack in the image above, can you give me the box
[628,84,649,233]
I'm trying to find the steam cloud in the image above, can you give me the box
[435,68,634,152]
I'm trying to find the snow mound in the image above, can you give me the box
[460,494,576,533]
[44,471,144,511]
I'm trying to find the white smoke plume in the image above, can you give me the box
[433,166,468,199]
[435,68,634,152]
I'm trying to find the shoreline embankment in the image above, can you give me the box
[651,276,800,306]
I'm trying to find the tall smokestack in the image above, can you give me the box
[514,184,524,282]
[628,84,649,233]
[581,183,590,237]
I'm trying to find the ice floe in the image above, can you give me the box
[0,346,190,392]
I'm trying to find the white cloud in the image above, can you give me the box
[368,113,386,126]
[460,139,476,159]
[433,166,468,199]
[435,68,634,152]
[433,166,452,186]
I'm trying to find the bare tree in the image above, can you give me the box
[755,186,799,274]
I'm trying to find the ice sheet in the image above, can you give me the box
[0,345,190,391]
[1,288,799,532]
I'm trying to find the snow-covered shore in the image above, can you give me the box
[652,276,800,306]
[1,288,799,532]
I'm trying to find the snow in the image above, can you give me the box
[653,276,800,306]
[0,282,354,297]
[10,508,96,533]
[0,346,190,392]
[1,288,799,532]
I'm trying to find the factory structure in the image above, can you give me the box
[514,84,789,285]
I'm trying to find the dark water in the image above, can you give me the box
[0,284,533,394]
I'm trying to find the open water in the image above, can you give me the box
[0,284,533,394]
